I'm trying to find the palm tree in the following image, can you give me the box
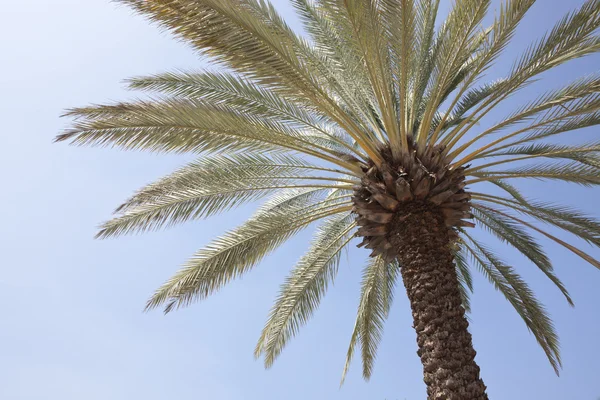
[57,0,600,398]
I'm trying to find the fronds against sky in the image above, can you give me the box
[57,0,600,380]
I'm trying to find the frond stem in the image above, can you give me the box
[450,108,596,168]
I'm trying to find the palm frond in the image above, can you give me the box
[461,233,561,374]
[486,179,528,203]
[450,74,600,162]
[472,113,600,159]
[408,0,440,130]
[57,99,365,173]
[117,0,383,163]
[471,204,573,305]
[453,245,473,313]
[467,162,600,186]
[416,0,490,147]
[298,0,390,145]
[251,0,388,161]
[381,0,417,147]
[292,0,367,86]
[126,71,364,156]
[449,79,508,124]
[472,192,600,248]
[255,213,356,367]
[444,0,600,153]
[472,204,600,270]
[290,0,384,141]
[126,71,318,123]
[432,0,535,142]
[96,154,356,238]
[145,189,353,312]
[468,142,600,173]
[508,0,600,78]
[429,79,507,135]
[467,0,535,76]
[341,257,399,383]
[340,0,401,156]
[426,29,492,140]
[118,0,316,98]
[415,26,488,139]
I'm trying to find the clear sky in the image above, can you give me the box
[1,1,599,399]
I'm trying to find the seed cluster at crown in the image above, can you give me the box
[352,143,473,262]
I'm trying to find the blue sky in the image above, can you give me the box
[1,1,599,399]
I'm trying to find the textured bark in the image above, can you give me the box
[351,143,484,398]
[391,205,488,399]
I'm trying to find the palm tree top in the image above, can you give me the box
[57,0,600,385]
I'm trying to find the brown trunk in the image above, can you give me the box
[351,143,484,397]
[390,206,488,400]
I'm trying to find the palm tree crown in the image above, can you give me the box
[58,0,600,395]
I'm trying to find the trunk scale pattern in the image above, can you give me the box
[352,142,487,399]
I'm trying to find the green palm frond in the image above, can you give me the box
[119,0,315,97]
[431,0,535,142]
[57,99,364,173]
[507,0,600,78]
[494,74,599,134]
[469,142,600,172]
[292,0,363,80]
[446,79,507,126]
[425,31,493,137]
[339,0,402,156]
[96,154,355,238]
[402,2,491,139]
[126,71,321,122]
[472,204,600,270]
[453,246,473,313]
[461,233,561,374]
[341,256,399,383]
[468,0,535,74]
[485,179,529,203]
[472,192,600,248]
[450,74,600,162]
[381,0,417,147]
[255,213,356,367]
[246,0,388,161]
[290,0,385,142]
[416,0,490,147]
[296,0,387,139]
[472,113,600,159]
[467,162,600,185]
[146,188,353,312]
[445,0,600,154]
[126,71,364,153]
[408,0,440,130]
[471,204,573,305]
[118,0,384,162]
[116,153,352,212]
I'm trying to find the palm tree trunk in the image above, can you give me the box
[393,211,488,399]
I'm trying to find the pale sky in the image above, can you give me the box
[1,1,599,399]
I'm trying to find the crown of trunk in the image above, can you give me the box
[353,143,472,261]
